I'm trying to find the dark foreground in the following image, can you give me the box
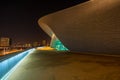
[7,49,120,80]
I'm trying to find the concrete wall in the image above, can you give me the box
[38,0,120,53]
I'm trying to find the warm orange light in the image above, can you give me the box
[0,49,22,56]
[37,46,54,50]
[5,50,22,54]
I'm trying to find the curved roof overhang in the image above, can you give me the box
[38,0,120,53]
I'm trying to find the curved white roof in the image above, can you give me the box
[38,0,120,53]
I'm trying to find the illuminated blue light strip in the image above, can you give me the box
[0,48,35,80]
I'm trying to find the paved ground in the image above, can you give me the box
[7,49,120,80]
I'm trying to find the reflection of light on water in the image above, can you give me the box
[0,48,35,80]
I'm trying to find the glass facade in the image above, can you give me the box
[51,37,68,51]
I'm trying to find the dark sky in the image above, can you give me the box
[0,0,88,44]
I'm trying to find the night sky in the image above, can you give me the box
[0,0,88,44]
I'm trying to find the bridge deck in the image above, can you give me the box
[7,49,120,80]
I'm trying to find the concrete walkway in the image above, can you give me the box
[7,49,120,80]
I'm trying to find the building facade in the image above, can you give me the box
[38,0,120,53]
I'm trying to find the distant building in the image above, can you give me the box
[0,37,11,47]
[32,42,41,47]
[41,40,47,46]
[24,43,32,48]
